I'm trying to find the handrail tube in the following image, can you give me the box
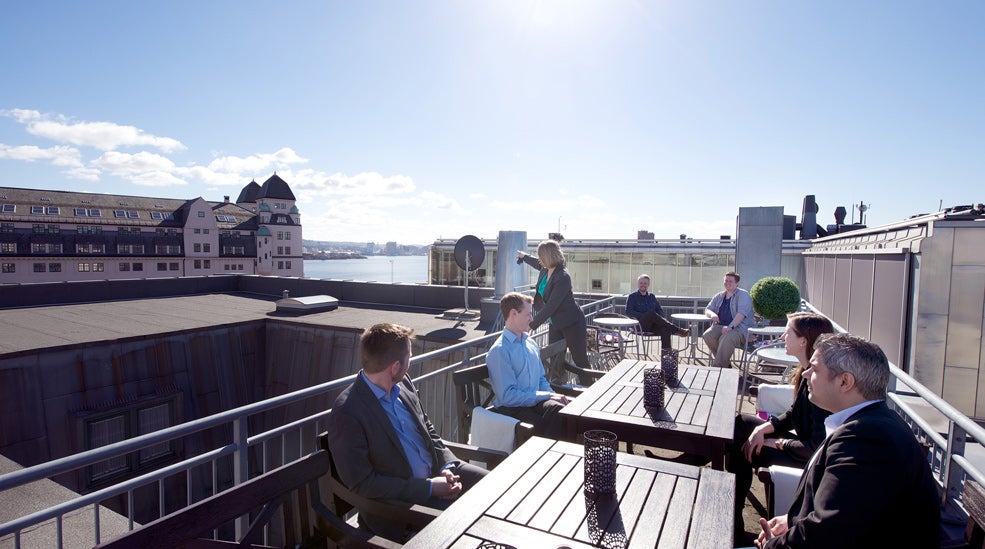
[0,443,235,537]
[0,373,358,492]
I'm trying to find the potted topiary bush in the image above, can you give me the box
[750,276,801,324]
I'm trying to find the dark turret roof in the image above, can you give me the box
[256,174,296,201]
[236,180,262,203]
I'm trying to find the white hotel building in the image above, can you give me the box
[0,174,303,284]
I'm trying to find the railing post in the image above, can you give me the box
[944,421,967,514]
[233,415,250,537]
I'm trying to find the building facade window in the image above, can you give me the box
[0,223,14,233]
[33,224,45,233]
[197,211,205,217]
[76,243,106,254]
[157,262,167,271]
[1,204,15,213]
[285,232,291,240]
[93,263,104,272]
[285,246,291,255]
[120,263,130,271]
[49,263,61,272]
[33,263,46,272]
[132,263,143,271]
[193,260,201,269]
[0,243,15,253]
[278,260,284,269]
[285,260,292,269]
[169,262,179,271]
[78,263,90,272]
[203,260,210,268]
[193,243,201,252]
[1,263,14,273]
[203,243,210,252]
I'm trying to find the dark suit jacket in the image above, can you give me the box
[765,401,939,548]
[325,374,460,537]
[521,255,584,331]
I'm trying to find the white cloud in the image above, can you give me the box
[418,191,463,211]
[1,109,184,152]
[290,170,416,196]
[0,143,83,167]
[129,171,187,187]
[207,147,307,173]
[174,165,244,187]
[64,167,101,182]
[490,193,606,213]
[93,151,176,175]
[468,193,488,199]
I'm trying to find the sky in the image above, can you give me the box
[1,1,982,245]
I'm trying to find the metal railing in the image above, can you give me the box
[0,295,621,547]
[2,295,976,546]
[799,301,985,529]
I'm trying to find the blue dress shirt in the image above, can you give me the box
[360,371,433,480]
[486,330,553,408]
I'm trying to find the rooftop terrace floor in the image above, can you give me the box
[0,292,490,356]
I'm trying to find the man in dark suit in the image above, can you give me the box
[756,333,939,548]
[326,323,487,541]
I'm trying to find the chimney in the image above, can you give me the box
[224,195,230,203]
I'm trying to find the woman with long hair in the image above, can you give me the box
[516,240,589,383]
[728,312,835,540]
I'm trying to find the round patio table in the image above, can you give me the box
[671,313,713,364]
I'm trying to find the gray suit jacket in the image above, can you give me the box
[325,374,460,536]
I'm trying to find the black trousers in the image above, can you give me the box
[727,413,806,526]
[637,310,680,348]
[546,317,589,383]
[496,399,566,439]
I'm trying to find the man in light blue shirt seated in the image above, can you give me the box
[487,292,570,438]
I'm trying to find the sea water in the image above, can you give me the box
[302,256,427,284]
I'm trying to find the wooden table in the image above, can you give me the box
[559,359,739,469]
[405,436,734,549]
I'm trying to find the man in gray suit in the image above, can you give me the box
[326,323,487,541]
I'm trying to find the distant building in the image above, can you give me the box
[0,174,303,283]
[384,241,398,255]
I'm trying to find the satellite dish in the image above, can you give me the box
[450,235,485,315]
[454,235,485,271]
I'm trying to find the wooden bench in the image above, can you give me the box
[315,428,508,544]
[960,479,985,548]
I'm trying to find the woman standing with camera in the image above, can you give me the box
[516,240,589,383]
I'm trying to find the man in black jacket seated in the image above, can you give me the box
[756,333,939,548]
[624,274,688,351]
[326,323,487,541]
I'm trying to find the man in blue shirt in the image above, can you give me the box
[625,274,689,351]
[703,271,756,368]
[326,323,487,541]
[487,292,570,437]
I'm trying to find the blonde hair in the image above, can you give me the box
[537,240,565,268]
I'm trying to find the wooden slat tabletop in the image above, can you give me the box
[405,437,734,549]
[560,359,740,469]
